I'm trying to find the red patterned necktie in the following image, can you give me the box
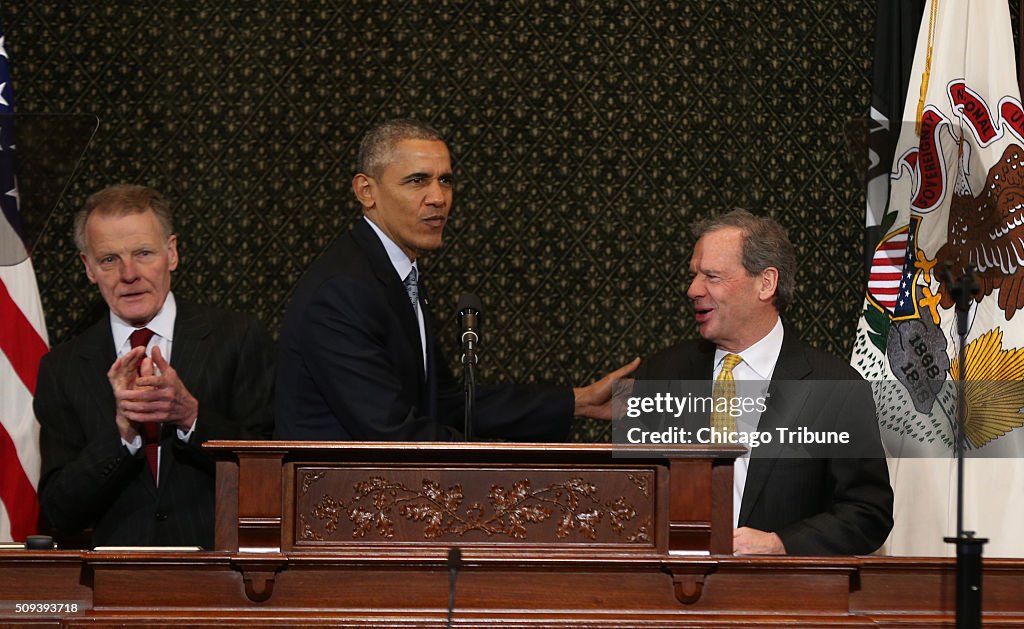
[128,327,159,483]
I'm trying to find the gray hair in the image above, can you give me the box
[356,119,445,178]
[74,184,174,253]
[692,209,797,312]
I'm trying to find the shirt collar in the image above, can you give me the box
[364,216,417,282]
[111,291,177,351]
[714,316,784,380]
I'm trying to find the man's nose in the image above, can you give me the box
[425,179,447,206]
[686,277,703,298]
[120,258,139,282]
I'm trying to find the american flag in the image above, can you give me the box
[891,216,921,318]
[0,16,47,543]
[868,222,912,314]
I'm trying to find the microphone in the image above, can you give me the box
[447,547,462,628]
[457,294,482,441]
[456,293,482,366]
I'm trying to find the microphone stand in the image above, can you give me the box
[457,294,482,442]
[462,353,475,442]
[447,547,461,628]
[460,311,479,442]
[941,264,986,629]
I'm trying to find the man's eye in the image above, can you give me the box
[439,176,453,186]
[100,256,116,264]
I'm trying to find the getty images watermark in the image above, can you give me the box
[612,379,894,459]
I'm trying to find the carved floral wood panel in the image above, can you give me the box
[294,466,656,547]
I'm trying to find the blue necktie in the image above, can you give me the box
[404,267,419,309]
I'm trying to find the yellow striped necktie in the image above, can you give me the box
[710,353,743,433]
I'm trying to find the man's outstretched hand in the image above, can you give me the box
[573,357,641,420]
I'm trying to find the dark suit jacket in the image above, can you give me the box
[634,329,894,555]
[34,299,275,548]
[274,218,572,441]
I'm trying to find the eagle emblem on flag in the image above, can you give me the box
[855,78,1024,454]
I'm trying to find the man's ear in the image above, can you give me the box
[80,251,98,284]
[167,234,179,272]
[352,173,375,210]
[759,267,779,303]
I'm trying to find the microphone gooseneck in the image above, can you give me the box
[456,294,482,441]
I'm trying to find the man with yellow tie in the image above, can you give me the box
[634,210,893,555]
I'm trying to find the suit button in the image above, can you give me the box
[155,510,168,521]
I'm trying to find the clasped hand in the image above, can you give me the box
[107,345,199,442]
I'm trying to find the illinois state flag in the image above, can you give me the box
[0,18,47,542]
[852,0,1024,556]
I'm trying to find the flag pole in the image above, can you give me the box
[941,263,986,629]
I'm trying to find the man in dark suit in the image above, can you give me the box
[633,210,893,555]
[275,120,637,441]
[34,184,274,548]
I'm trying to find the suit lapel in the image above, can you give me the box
[420,281,441,420]
[352,220,427,388]
[76,317,118,428]
[157,298,213,488]
[739,328,813,523]
[169,299,213,397]
[688,341,717,380]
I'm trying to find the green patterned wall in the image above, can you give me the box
[4,1,893,441]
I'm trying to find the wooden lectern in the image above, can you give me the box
[208,441,740,608]
[3,440,1024,626]
[211,441,740,556]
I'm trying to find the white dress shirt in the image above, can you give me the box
[712,317,784,527]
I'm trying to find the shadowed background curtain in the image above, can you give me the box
[4,1,1019,441]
